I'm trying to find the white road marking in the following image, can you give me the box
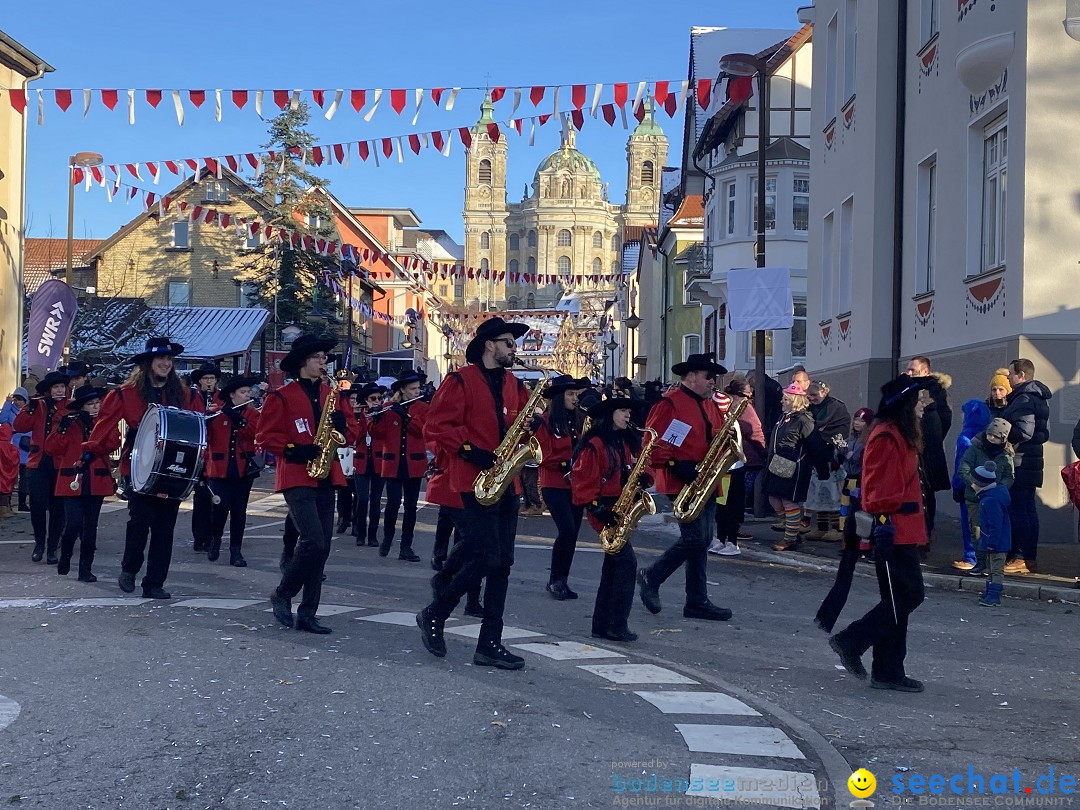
[0,598,57,608]
[172,598,264,609]
[634,691,761,716]
[685,764,821,809]
[265,603,361,617]
[358,611,435,627]
[58,597,152,608]
[676,724,804,759]
[444,624,544,640]
[577,664,698,685]
[515,542,604,554]
[0,695,20,733]
[510,641,626,660]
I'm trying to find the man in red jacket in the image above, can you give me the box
[416,317,531,670]
[260,334,358,634]
[85,337,199,599]
[639,353,733,622]
[14,370,70,563]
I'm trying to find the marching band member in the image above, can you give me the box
[85,337,201,599]
[369,371,429,562]
[62,361,91,395]
[204,375,261,567]
[417,317,532,670]
[533,374,588,600]
[260,334,358,634]
[45,384,114,582]
[189,363,221,553]
[638,353,733,622]
[349,383,386,547]
[14,370,71,564]
[571,396,650,642]
[427,441,484,617]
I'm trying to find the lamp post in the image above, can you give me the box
[719,52,770,429]
[624,312,641,382]
[65,151,104,362]
[606,336,618,384]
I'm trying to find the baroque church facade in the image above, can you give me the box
[459,96,668,310]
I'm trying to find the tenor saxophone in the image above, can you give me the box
[671,397,748,523]
[307,377,346,480]
[473,365,553,506]
[599,426,659,554]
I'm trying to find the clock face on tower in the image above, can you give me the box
[477,186,491,199]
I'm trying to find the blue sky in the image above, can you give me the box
[8,0,804,244]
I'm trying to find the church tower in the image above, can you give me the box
[462,94,509,309]
[623,96,669,227]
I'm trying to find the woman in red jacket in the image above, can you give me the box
[204,375,261,567]
[828,374,929,693]
[533,374,589,600]
[44,385,114,582]
[348,383,384,547]
[571,396,650,642]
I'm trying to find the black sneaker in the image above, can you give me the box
[829,635,868,680]
[966,562,988,577]
[270,591,294,628]
[683,602,733,621]
[142,587,171,600]
[871,676,925,693]
[416,608,446,658]
[473,640,524,670]
[637,569,661,615]
[118,571,135,593]
[398,548,421,563]
[592,627,638,642]
[378,540,392,558]
[547,581,570,601]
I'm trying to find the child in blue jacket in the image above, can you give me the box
[951,400,990,570]
[970,461,1011,606]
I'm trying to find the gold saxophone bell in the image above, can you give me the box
[599,426,659,554]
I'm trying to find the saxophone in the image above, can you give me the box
[473,365,553,506]
[599,426,659,554]
[307,377,346,480]
[671,397,748,523]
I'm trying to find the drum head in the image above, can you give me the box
[130,406,162,493]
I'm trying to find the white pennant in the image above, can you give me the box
[411,88,424,126]
[421,132,429,149]
[529,120,536,146]
[445,87,460,111]
[511,87,522,115]
[172,90,185,126]
[363,88,382,122]
[255,156,264,179]
[127,89,136,125]
[677,80,689,111]
[373,143,380,167]
[343,145,350,169]
[36,89,44,125]
[215,89,222,121]
[83,170,91,191]
[396,137,404,163]
[325,89,343,120]
[552,85,560,118]
[153,162,161,185]
[255,90,263,116]
[590,83,603,117]
[441,131,452,157]
[290,90,301,109]
[82,89,91,120]
[620,105,628,129]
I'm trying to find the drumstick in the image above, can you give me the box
[69,473,82,491]
[204,480,222,505]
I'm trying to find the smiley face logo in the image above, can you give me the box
[848,768,877,798]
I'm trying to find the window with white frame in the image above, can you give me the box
[790,299,807,358]
[172,221,189,249]
[244,229,261,250]
[826,14,839,117]
[454,283,464,299]
[557,229,572,247]
[982,117,1007,272]
[557,256,571,275]
[167,280,190,307]
[917,158,937,293]
[821,212,834,316]
[921,0,939,44]
[843,0,857,102]
[592,231,603,249]
[508,233,520,251]
[509,258,519,274]
[438,284,449,298]
[682,334,701,358]
[752,177,777,233]
[838,197,854,312]
[203,180,229,202]
[480,231,490,250]
[725,181,737,236]
[793,177,810,231]
[527,230,537,247]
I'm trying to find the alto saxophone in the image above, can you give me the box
[599,426,659,554]
[307,377,346,480]
[671,397,748,523]
[473,365,553,506]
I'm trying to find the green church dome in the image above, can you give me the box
[533,130,602,183]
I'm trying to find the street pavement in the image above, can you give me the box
[1,485,1078,810]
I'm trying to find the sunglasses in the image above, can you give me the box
[491,338,517,349]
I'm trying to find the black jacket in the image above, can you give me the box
[809,395,850,442]
[999,380,1052,488]
[764,410,833,503]
[919,372,953,492]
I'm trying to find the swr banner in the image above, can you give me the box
[26,279,79,372]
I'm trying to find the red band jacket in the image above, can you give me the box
[860,420,928,546]
[533,414,578,490]
[13,396,68,469]
[257,379,359,491]
[350,411,376,476]
[204,403,261,479]
[424,363,530,495]
[44,412,115,497]
[424,442,463,509]
[571,434,634,533]
[369,400,430,479]
[84,384,197,477]
[646,385,725,495]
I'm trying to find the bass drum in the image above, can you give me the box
[129,405,207,499]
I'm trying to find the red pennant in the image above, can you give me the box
[203,209,216,225]
[538,113,551,125]
[273,90,289,109]
[727,76,753,105]
[245,153,258,169]
[333,144,345,162]
[663,93,677,117]
[205,158,220,175]
[486,123,501,143]
[602,103,616,126]
[125,164,140,178]
[458,127,472,149]
[303,236,315,251]
[381,138,393,158]
[570,110,584,131]
[633,102,646,123]
[225,155,239,172]
[431,87,445,106]
[530,86,546,106]
[350,89,366,111]
[654,81,670,109]
[571,84,586,109]
[72,168,83,185]
[8,89,26,114]
[696,78,712,110]
[165,160,179,174]
[408,134,422,154]
[231,90,248,109]
[189,90,206,108]
[192,206,203,220]
[513,119,523,134]
[613,82,628,107]
[312,89,325,107]
[146,192,156,207]
[185,158,199,172]
[221,213,231,227]
[432,130,445,152]
[358,141,370,161]
[490,87,506,103]
[147,162,159,179]
[101,89,119,110]
[390,89,407,114]
[55,89,72,111]
[312,146,324,165]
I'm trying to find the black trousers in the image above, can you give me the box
[122,492,181,590]
[834,544,925,682]
[383,477,422,549]
[210,476,254,549]
[429,491,518,642]
[29,461,64,552]
[191,481,213,547]
[365,475,385,545]
[59,495,104,573]
[644,498,716,608]
[18,464,29,509]
[351,473,381,541]
[276,487,335,620]
[337,484,353,526]
[593,540,637,633]
[543,487,583,584]
[715,468,748,542]
[282,514,298,558]
[437,506,482,604]
[432,504,461,564]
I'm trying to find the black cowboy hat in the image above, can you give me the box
[66,384,107,410]
[465,317,530,364]
[63,361,92,379]
[191,363,221,382]
[542,374,589,398]
[391,370,427,392]
[35,370,69,395]
[351,382,387,400]
[280,334,337,376]
[582,395,649,420]
[671,352,727,377]
[220,375,260,398]
[881,373,932,407]
[131,336,185,364]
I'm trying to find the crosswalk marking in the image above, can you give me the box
[172,598,264,609]
[577,664,698,685]
[59,597,151,608]
[685,764,821,809]
[676,724,804,759]
[510,641,625,660]
[444,624,544,640]
[264,603,361,617]
[633,690,761,716]
[0,695,20,733]
[358,611,444,627]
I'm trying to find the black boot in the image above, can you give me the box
[336,517,350,535]
[31,542,44,563]
[46,538,59,565]
[192,538,208,553]
[229,546,247,567]
[416,608,447,657]
[473,638,525,670]
[78,550,97,583]
[546,580,571,601]
[207,538,221,562]
[57,552,72,576]
[398,545,421,563]
[379,535,393,557]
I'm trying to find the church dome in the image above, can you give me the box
[533,130,602,183]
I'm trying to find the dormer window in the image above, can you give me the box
[172,221,190,249]
[203,181,229,203]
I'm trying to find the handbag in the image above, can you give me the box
[767,418,800,479]
[854,510,875,540]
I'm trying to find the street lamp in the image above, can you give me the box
[720,52,770,429]
[65,151,103,361]
[605,336,618,384]
[281,324,303,346]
